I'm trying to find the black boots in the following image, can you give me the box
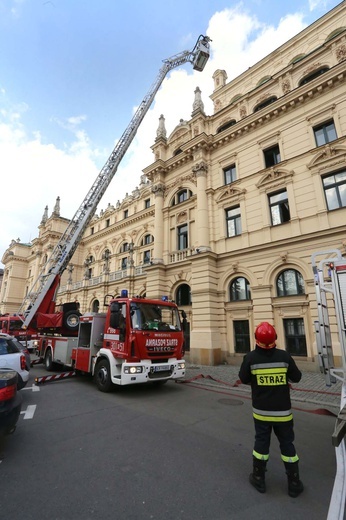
[284,461,304,498]
[249,458,304,497]
[249,457,267,493]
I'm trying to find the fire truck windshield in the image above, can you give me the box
[130,303,181,331]
[8,319,23,331]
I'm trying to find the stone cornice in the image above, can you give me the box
[209,63,345,150]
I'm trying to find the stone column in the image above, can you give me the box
[151,183,165,264]
[193,161,210,252]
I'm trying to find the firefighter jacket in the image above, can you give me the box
[238,345,302,422]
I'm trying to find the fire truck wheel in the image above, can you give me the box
[94,359,113,392]
[63,310,81,332]
[45,350,55,371]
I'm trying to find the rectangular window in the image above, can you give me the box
[323,170,346,210]
[314,120,337,147]
[283,318,307,356]
[269,190,290,225]
[121,257,128,270]
[226,206,241,237]
[144,198,150,209]
[106,219,110,228]
[143,250,151,264]
[264,144,281,167]
[123,210,128,219]
[177,224,188,250]
[90,227,94,235]
[234,320,250,353]
[223,164,236,185]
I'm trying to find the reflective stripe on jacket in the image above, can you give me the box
[238,345,301,422]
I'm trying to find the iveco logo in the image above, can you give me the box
[148,346,174,352]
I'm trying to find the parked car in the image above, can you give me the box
[0,369,22,435]
[0,333,30,389]
[15,342,31,371]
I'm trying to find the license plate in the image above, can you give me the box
[154,365,168,372]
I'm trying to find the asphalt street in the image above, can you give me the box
[0,360,344,520]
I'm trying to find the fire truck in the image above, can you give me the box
[15,35,211,391]
[312,249,346,520]
[0,314,38,351]
[36,290,186,391]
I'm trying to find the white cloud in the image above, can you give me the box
[0,5,308,264]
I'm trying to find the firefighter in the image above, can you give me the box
[238,322,304,498]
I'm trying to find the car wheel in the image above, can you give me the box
[94,359,113,392]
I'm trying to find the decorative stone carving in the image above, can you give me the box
[335,44,346,63]
[192,161,208,177]
[239,105,247,118]
[151,183,166,196]
[177,211,187,224]
[156,114,167,139]
[281,78,291,94]
[280,252,288,263]
[192,86,205,116]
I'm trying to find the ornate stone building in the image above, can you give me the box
[1,3,346,368]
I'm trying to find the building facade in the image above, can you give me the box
[1,3,346,369]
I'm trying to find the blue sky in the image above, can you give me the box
[0,0,343,266]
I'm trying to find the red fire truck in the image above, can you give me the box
[0,314,38,352]
[35,290,186,391]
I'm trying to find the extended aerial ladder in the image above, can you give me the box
[18,35,211,329]
[311,249,346,520]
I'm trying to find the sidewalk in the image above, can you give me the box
[184,361,344,412]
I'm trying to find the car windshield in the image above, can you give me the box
[130,303,181,331]
[0,338,20,355]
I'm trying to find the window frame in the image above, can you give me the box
[143,250,151,264]
[264,144,281,168]
[226,205,242,237]
[233,319,251,353]
[177,224,188,251]
[230,277,251,301]
[223,164,237,185]
[276,269,305,297]
[313,120,337,147]
[323,170,346,210]
[269,189,290,226]
[283,318,307,356]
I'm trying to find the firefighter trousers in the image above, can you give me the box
[253,418,298,460]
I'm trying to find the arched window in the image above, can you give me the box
[325,28,346,41]
[120,242,129,253]
[254,96,277,112]
[276,269,305,296]
[299,67,329,87]
[230,277,251,301]
[256,76,271,86]
[217,120,236,133]
[173,147,183,156]
[171,189,193,206]
[141,234,154,246]
[176,284,191,306]
[289,54,306,64]
[92,300,99,313]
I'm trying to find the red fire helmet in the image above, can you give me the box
[255,322,277,349]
